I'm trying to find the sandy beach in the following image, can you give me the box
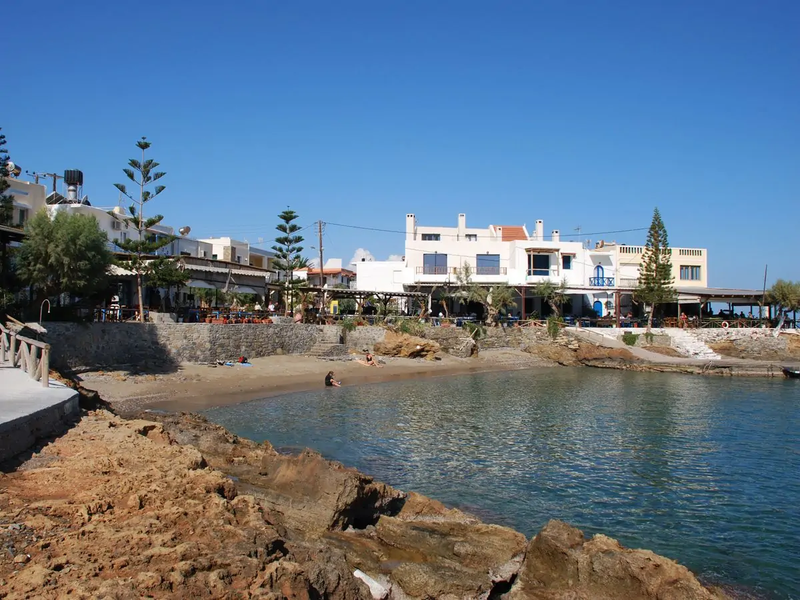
[77,349,554,414]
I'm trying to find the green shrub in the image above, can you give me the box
[397,318,425,337]
[644,332,654,344]
[622,331,639,346]
[462,320,485,340]
[546,315,563,340]
[340,318,357,333]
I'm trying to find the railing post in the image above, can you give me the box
[27,344,37,379]
[41,345,50,388]
[10,332,17,368]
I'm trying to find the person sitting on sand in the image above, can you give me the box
[360,352,383,368]
[325,371,341,387]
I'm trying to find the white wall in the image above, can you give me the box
[6,178,47,227]
[356,260,406,292]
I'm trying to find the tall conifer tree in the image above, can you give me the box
[635,207,675,331]
[113,137,173,322]
[271,209,306,314]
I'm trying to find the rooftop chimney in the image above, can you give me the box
[406,213,417,241]
[552,229,560,242]
[535,220,544,240]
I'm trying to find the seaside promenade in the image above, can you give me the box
[0,366,80,463]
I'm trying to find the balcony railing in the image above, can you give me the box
[416,266,451,275]
[526,269,549,277]
[475,266,507,275]
[589,277,615,287]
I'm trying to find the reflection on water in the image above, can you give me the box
[205,368,800,599]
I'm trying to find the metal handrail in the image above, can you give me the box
[589,277,615,287]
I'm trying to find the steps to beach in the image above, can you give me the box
[306,342,348,358]
[668,328,721,360]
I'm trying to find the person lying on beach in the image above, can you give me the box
[358,352,383,368]
[325,371,341,387]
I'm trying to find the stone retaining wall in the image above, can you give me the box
[41,322,324,370]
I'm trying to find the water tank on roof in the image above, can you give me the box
[64,170,83,186]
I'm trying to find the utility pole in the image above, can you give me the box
[38,172,63,193]
[317,220,325,316]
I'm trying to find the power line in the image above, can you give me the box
[325,221,647,240]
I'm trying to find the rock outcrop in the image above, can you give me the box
[506,520,727,599]
[373,330,441,360]
[0,412,730,599]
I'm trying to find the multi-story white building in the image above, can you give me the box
[356,213,708,319]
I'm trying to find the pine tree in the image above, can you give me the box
[271,209,306,315]
[635,207,675,331]
[0,128,12,226]
[113,137,173,323]
[1,128,15,296]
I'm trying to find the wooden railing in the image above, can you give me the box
[0,323,51,388]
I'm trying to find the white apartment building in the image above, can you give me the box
[4,177,46,228]
[356,213,708,319]
[296,258,356,287]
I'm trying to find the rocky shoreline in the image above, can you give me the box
[0,409,733,599]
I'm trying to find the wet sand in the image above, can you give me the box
[77,349,554,415]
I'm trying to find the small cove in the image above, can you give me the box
[205,368,800,599]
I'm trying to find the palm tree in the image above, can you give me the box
[469,283,517,325]
[532,279,568,317]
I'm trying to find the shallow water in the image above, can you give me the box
[205,368,800,599]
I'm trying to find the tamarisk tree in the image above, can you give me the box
[271,209,306,314]
[635,207,675,332]
[113,137,173,323]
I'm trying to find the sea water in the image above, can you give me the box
[205,368,800,599]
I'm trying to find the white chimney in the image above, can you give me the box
[67,185,78,202]
[457,213,466,239]
[535,220,544,240]
[552,230,560,242]
[406,214,417,241]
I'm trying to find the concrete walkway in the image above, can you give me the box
[0,366,80,463]
[569,328,797,373]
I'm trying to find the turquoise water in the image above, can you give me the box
[204,369,800,599]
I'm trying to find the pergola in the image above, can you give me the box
[297,286,428,315]
[674,286,770,318]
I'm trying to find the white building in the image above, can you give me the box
[296,258,356,288]
[355,213,709,319]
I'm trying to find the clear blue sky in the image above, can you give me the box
[5,1,798,288]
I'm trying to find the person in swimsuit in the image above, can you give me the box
[325,371,341,387]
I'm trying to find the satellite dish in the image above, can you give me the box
[179,226,191,236]
[7,162,21,177]
[112,206,126,215]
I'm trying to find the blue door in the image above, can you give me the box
[593,300,603,316]
[594,265,604,279]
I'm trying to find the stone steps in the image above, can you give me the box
[307,342,348,358]
[668,329,721,360]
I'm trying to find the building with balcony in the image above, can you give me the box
[356,213,709,320]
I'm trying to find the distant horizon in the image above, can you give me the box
[5,1,798,289]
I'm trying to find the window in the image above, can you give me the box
[212,253,218,260]
[528,254,549,276]
[680,265,701,281]
[476,254,500,275]
[236,256,241,264]
[201,250,207,258]
[465,234,478,242]
[120,232,128,243]
[111,220,122,230]
[421,233,441,241]
[423,253,448,274]
[562,255,572,270]
[17,209,28,227]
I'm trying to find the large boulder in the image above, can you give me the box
[373,330,441,360]
[258,448,406,532]
[505,520,727,600]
